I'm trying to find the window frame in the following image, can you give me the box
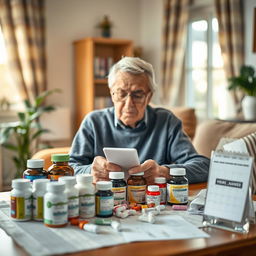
[185,5,220,120]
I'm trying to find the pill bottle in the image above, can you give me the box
[95,181,114,217]
[32,179,50,221]
[11,179,32,221]
[167,168,188,205]
[109,172,127,205]
[23,159,47,182]
[75,174,95,218]
[127,172,147,204]
[154,177,167,205]
[59,176,79,220]
[146,185,161,207]
[44,182,68,228]
[47,154,74,181]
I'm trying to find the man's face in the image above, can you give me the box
[111,71,152,128]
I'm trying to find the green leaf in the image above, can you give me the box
[2,143,18,151]
[0,127,14,144]
[35,89,61,107]
[31,129,50,140]
[18,112,26,122]
[24,99,32,109]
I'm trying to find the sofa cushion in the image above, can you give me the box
[193,120,256,158]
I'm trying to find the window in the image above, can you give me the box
[185,7,230,120]
[0,27,22,111]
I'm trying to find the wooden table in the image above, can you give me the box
[1,183,256,256]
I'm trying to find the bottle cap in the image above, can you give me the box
[147,185,159,192]
[51,154,70,162]
[12,179,31,189]
[109,172,124,179]
[96,181,112,190]
[27,159,44,169]
[33,179,50,190]
[154,177,166,184]
[59,176,76,186]
[170,168,186,176]
[46,182,65,192]
[130,172,144,176]
[76,174,93,183]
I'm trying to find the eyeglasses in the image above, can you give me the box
[112,89,149,104]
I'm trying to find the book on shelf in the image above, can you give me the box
[94,57,114,79]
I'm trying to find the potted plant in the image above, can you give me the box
[0,89,59,178]
[228,65,256,120]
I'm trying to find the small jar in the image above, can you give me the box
[11,179,32,221]
[32,179,50,221]
[44,182,68,228]
[59,176,79,220]
[167,168,188,205]
[47,154,74,181]
[95,181,114,217]
[154,177,167,205]
[23,159,47,182]
[127,172,147,204]
[109,172,127,205]
[75,174,95,218]
[146,185,161,207]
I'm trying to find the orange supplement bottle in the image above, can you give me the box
[47,154,74,181]
[127,172,147,204]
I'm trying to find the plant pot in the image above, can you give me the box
[242,96,256,120]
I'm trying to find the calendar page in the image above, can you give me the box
[204,151,253,223]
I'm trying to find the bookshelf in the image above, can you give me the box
[73,37,133,131]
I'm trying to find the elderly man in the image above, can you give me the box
[69,57,209,184]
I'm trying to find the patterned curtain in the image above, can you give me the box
[161,0,191,105]
[0,0,46,102]
[214,0,244,116]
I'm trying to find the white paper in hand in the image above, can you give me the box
[103,147,140,171]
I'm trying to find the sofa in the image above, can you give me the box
[31,107,256,169]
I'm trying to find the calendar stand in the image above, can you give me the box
[203,188,254,233]
[202,151,255,234]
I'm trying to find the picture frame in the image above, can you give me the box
[253,8,256,52]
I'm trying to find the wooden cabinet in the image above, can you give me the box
[73,37,133,130]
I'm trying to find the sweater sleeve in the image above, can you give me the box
[165,116,210,184]
[69,116,94,175]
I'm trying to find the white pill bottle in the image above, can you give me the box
[75,174,95,218]
[11,179,32,221]
[44,182,68,228]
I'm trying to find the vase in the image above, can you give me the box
[241,96,256,120]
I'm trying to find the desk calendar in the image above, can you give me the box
[203,151,254,233]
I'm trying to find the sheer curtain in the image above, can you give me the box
[0,0,46,102]
[161,0,191,106]
[214,0,244,116]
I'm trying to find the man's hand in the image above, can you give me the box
[91,156,122,183]
[128,159,169,184]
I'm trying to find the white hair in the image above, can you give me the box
[108,57,157,92]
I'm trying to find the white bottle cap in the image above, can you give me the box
[83,223,99,234]
[147,185,159,192]
[109,172,124,179]
[170,168,186,176]
[76,174,93,183]
[46,182,65,192]
[33,179,50,190]
[27,159,44,168]
[59,176,76,187]
[96,181,112,190]
[154,177,166,184]
[12,179,31,189]
[131,172,144,176]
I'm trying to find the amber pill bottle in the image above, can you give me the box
[47,154,74,181]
